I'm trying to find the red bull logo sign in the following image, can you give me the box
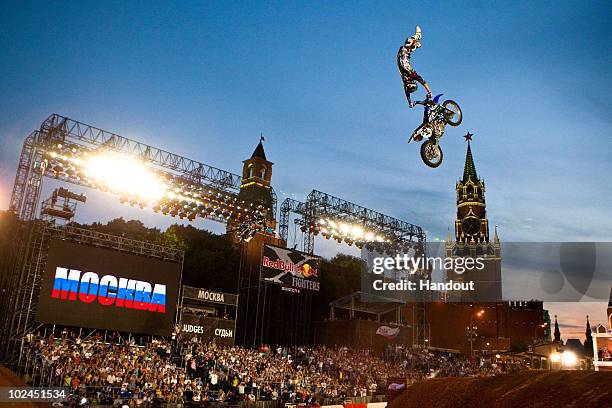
[262,257,319,278]
[262,257,296,273]
[261,244,321,292]
[298,263,318,278]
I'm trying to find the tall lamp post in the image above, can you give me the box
[467,308,485,357]
[534,322,547,342]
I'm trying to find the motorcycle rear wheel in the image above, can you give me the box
[442,100,462,126]
[420,139,443,168]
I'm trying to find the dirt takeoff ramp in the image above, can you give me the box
[388,371,612,408]
[0,365,51,408]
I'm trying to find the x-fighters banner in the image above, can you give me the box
[35,239,181,336]
[180,314,235,346]
[260,244,320,292]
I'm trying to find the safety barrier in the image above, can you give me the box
[322,403,387,408]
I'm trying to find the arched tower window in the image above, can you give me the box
[247,164,254,178]
[260,166,267,179]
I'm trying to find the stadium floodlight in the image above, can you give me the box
[561,350,577,367]
[305,216,401,251]
[82,151,168,204]
[41,143,266,223]
[549,352,561,363]
[351,225,364,238]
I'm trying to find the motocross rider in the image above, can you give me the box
[398,26,432,141]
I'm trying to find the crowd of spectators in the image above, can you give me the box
[26,330,525,406]
[385,346,524,384]
[31,332,183,405]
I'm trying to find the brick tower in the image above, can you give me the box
[445,137,502,302]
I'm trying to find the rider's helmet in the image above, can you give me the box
[405,25,422,51]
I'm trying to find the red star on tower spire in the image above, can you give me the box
[464,132,474,142]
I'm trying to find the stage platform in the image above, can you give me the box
[315,319,412,353]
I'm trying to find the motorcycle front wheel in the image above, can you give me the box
[420,139,443,168]
[442,100,462,126]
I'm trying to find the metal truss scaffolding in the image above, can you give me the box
[279,189,426,255]
[9,114,277,224]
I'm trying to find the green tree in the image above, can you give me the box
[157,225,188,252]
[74,217,161,242]
[161,224,240,292]
[312,253,363,321]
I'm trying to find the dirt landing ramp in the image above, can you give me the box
[389,371,612,408]
[0,365,52,407]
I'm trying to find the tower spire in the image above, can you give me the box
[463,140,478,183]
[554,315,561,343]
[251,137,267,160]
[234,138,275,235]
[454,132,488,243]
[585,314,591,338]
[585,314,593,356]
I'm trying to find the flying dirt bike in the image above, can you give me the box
[408,94,462,168]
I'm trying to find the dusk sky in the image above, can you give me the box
[1,1,610,340]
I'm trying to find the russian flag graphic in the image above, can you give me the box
[51,267,80,300]
[50,267,166,313]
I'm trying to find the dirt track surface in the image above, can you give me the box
[388,371,612,408]
[0,365,51,407]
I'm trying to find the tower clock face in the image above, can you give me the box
[461,216,481,236]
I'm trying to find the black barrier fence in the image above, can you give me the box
[88,404,279,408]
